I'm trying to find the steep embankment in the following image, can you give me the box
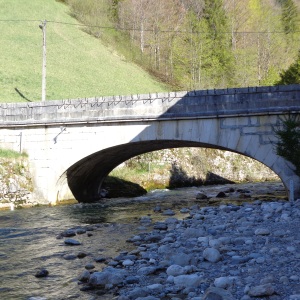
[0,0,168,102]
[0,157,33,209]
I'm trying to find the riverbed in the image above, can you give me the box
[0,181,286,300]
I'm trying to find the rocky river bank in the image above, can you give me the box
[45,183,300,300]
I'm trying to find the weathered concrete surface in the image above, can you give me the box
[0,84,299,203]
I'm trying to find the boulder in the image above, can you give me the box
[173,274,203,287]
[203,248,221,263]
[247,284,275,297]
[88,267,127,288]
[203,287,236,300]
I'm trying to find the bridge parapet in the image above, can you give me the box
[0,84,299,127]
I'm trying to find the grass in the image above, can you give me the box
[0,0,169,103]
[109,165,166,191]
[0,148,27,159]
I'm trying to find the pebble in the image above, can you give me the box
[162,209,175,216]
[35,268,49,278]
[63,253,77,260]
[77,251,87,259]
[64,238,81,246]
[85,263,95,270]
[67,197,300,299]
[76,228,86,235]
[254,228,270,235]
[60,229,76,237]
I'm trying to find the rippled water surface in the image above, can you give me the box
[0,182,285,300]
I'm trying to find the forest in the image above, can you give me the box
[62,0,299,90]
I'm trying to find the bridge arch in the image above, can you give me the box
[58,127,292,203]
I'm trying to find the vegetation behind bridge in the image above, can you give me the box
[64,0,299,90]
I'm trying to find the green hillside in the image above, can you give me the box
[0,0,168,103]
[67,0,300,90]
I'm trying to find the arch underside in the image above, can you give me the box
[64,139,280,203]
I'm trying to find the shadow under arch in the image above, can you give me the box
[63,140,227,202]
[62,139,278,203]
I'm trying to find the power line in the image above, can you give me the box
[0,19,41,22]
[0,19,299,34]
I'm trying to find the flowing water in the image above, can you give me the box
[0,182,286,300]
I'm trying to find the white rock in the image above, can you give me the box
[254,228,270,236]
[173,274,203,287]
[214,276,235,289]
[203,247,221,263]
[166,264,185,276]
[122,259,134,266]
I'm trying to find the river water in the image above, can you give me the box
[0,182,286,300]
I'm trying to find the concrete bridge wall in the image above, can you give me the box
[0,84,299,203]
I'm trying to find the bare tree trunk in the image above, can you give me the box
[140,22,144,53]
[257,33,261,86]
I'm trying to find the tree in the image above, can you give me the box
[279,0,299,34]
[277,50,300,84]
[202,0,236,87]
[65,0,300,89]
[274,114,300,176]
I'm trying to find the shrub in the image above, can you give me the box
[273,114,300,176]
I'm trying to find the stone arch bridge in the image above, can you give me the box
[0,84,299,203]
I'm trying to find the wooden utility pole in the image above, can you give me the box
[39,20,47,101]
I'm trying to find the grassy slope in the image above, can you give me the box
[0,0,168,103]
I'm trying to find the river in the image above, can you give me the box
[0,181,286,300]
